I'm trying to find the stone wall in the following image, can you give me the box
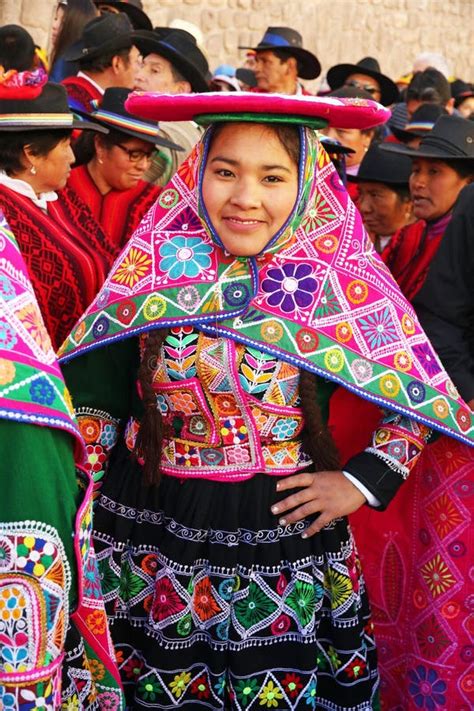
[1,0,472,88]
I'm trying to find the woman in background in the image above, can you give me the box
[71,87,183,254]
[49,0,98,82]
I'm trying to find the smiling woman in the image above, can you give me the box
[202,123,299,256]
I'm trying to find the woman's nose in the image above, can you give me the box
[230,181,261,209]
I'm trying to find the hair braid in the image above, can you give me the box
[134,328,169,486]
[298,369,341,471]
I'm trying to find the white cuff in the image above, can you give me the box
[343,470,381,507]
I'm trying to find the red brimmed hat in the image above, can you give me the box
[125,91,390,130]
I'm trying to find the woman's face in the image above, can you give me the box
[26,136,75,193]
[202,123,299,257]
[323,127,372,167]
[409,158,470,221]
[357,181,411,236]
[51,4,66,48]
[95,136,154,191]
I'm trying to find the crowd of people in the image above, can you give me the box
[0,1,473,709]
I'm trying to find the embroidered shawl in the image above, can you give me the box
[68,164,162,254]
[0,212,84,453]
[59,126,474,445]
[0,183,115,349]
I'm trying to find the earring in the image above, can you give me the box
[30,165,37,175]
[98,157,104,165]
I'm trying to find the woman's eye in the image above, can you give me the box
[264,175,283,183]
[216,169,234,177]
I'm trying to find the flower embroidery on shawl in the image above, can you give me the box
[358,307,398,349]
[159,236,212,280]
[412,343,442,378]
[15,303,52,352]
[408,666,447,708]
[261,263,317,314]
[112,248,152,288]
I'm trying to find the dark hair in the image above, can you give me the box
[407,68,451,106]
[270,48,303,78]
[391,184,411,202]
[73,126,147,166]
[210,121,300,166]
[50,0,97,69]
[0,130,72,175]
[446,159,474,180]
[0,24,35,71]
[135,332,340,487]
[79,45,132,72]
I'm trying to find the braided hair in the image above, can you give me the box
[298,368,341,471]
[134,328,168,486]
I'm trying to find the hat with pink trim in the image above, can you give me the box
[125,91,391,130]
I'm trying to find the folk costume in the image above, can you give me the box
[0,79,116,349]
[60,93,474,710]
[0,213,124,709]
[68,88,182,255]
[339,119,474,709]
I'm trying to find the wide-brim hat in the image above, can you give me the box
[132,29,210,93]
[79,87,184,150]
[390,104,448,143]
[93,0,152,31]
[380,115,474,161]
[327,57,399,106]
[125,91,390,131]
[348,141,412,185]
[451,79,474,107]
[0,81,108,132]
[64,12,137,62]
[0,24,35,72]
[239,27,321,80]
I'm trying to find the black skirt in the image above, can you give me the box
[93,442,379,710]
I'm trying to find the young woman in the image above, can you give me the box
[60,93,473,710]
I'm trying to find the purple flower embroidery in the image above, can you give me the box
[408,665,446,709]
[413,343,442,378]
[261,263,317,314]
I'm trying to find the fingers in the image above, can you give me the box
[276,472,316,492]
[301,513,335,538]
[271,485,317,518]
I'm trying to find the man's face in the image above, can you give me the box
[254,50,293,92]
[134,53,188,93]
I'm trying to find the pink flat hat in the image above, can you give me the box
[125,91,390,130]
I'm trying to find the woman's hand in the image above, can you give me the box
[271,471,367,538]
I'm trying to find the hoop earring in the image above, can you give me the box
[30,165,37,175]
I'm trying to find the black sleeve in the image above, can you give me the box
[344,451,406,511]
[413,184,474,402]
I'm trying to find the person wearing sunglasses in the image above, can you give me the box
[326,56,399,107]
[70,87,183,254]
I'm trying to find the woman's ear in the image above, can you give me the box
[22,144,39,174]
[93,134,105,164]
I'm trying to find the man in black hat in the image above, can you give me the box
[62,12,140,112]
[239,27,320,95]
[327,57,399,107]
[132,28,210,185]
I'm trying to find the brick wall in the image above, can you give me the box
[1,0,472,88]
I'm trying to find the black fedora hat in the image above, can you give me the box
[239,27,321,80]
[64,12,135,62]
[0,81,108,133]
[348,142,412,185]
[327,57,399,106]
[390,104,448,143]
[82,87,183,150]
[94,0,152,31]
[451,79,474,108]
[132,29,210,93]
[380,115,474,161]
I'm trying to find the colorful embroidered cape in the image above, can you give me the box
[68,164,161,255]
[59,126,474,445]
[0,212,83,446]
[0,183,115,350]
[0,212,124,708]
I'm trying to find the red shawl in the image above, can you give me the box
[61,74,102,113]
[0,185,115,349]
[68,164,161,255]
[382,214,451,302]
